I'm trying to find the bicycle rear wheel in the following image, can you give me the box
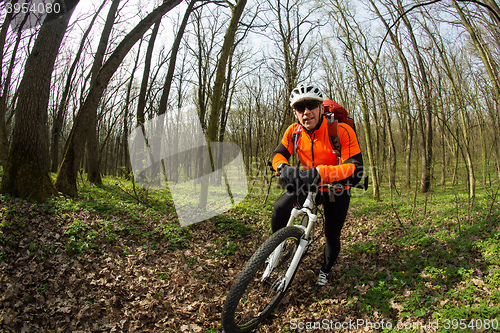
[221,226,304,333]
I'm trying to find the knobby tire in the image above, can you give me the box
[221,226,304,333]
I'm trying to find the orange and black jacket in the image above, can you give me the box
[271,115,363,186]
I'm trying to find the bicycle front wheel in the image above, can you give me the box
[221,226,304,333]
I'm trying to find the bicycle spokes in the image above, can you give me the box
[232,234,300,327]
[221,226,305,333]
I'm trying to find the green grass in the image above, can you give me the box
[0,173,276,260]
[332,180,500,330]
[244,174,499,328]
[51,176,189,254]
[1,168,498,331]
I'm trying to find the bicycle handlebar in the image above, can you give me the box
[266,160,369,191]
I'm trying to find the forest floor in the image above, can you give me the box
[1,176,500,332]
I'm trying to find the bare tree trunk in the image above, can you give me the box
[200,0,247,208]
[453,0,500,180]
[218,53,234,143]
[1,2,79,201]
[170,53,189,183]
[434,76,448,187]
[86,0,121,185]
[51,0,107,173]
[158,0,196,116]
[394,0,433,193]
[122,41,142,177]
[474,98,488,185]
[331,0,380,201]
[369,0,413,189]
[55,0,183,196]
[0,0,18,167]
[362,50,396,189]
[377,76,396,189]
[423,15,475,196]
[190,7,214,132]
[206,0,247,143]
[137,20,161,126]
[439,121,446,186]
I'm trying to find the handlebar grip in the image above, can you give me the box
[267,160,278,178]
[267,160,276,172]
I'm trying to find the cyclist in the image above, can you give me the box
[271,83,363,286]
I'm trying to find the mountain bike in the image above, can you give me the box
[220,183,328,333]
[220,164,368,332]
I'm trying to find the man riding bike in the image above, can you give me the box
[270,83,363,286]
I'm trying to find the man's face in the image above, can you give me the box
[293,100,323,130]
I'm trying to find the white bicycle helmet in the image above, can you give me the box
[289,83,324,107]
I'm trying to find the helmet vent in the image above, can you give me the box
[289,83,325,107]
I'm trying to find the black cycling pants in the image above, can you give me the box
[271,190,350,274]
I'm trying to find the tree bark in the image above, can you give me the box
[1,1,79,201]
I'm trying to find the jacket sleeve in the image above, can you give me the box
[271,124,296,173]
[316,123,363,185]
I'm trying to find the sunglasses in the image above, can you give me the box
[293,100,322,113]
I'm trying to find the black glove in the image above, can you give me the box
[278,164,301,193]
[298,168,321,193]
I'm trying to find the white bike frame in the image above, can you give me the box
[261,191,318,291]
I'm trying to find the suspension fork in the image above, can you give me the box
[276,236,308,291]
[261,192,317,285]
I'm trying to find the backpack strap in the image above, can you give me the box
[324,114,342,163]
[290,124,302,168]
